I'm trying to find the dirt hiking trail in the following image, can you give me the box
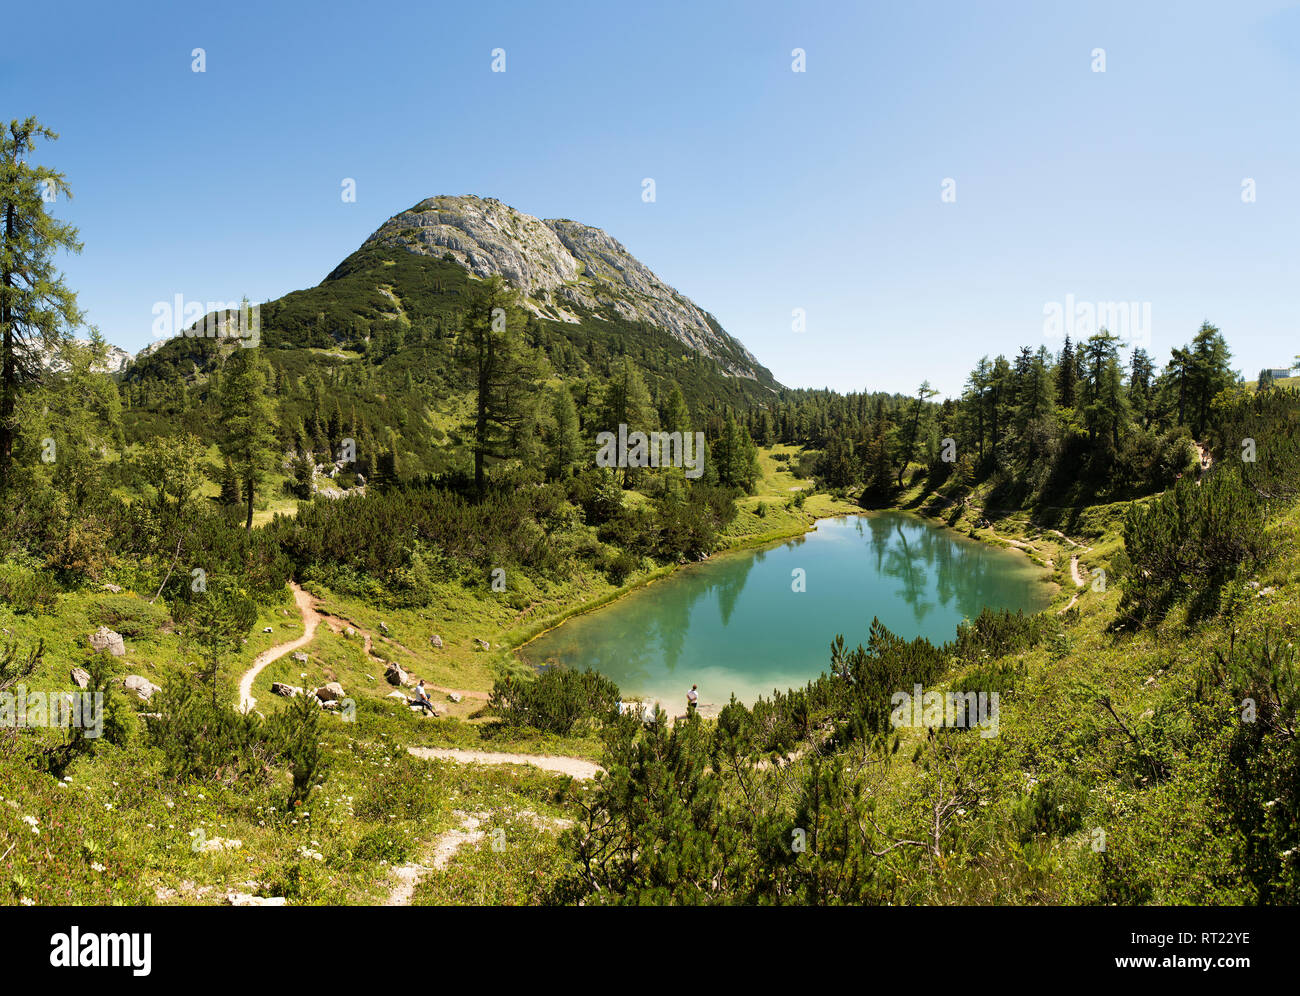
[238,583,320,713]
[407,746,602,780]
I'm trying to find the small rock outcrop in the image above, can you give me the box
[315,682,346,702]
[122,675,160,701]
[70,667,90,689]
[89,627,126,657]
[385,664,408,686]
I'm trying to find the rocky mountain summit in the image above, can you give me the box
[359,195,762,379]
[38,338,133,375]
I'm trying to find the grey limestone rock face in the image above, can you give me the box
[361,195,764,380]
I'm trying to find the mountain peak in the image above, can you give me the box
[360,195,762,379]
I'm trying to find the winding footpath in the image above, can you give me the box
[1059,555,1086,613]
[975,514,1093,615]
[406,746,602,780]
[314,609,489,703]
[1070,554,1086,588]
[234,580,608,903]
[237,582,321,714]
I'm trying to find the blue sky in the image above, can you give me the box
[4,0,1297,396]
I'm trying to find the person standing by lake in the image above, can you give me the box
[687,684,699,715]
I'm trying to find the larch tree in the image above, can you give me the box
[1056,335,1077,410]
[547,384,583,479]
[600,356,655,486]
[896,381,938,487]
[217,348,278,529]
[455,274,541,496]
[1187,322,1234,438]
[0,118,83,495]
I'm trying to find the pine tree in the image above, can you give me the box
[327,397,343,454]
[600,356,655,432]
[0,118,84,494]
[896,381,938,487]
[172,579,257,708]
[658,381,693,437]
[217,349,278,528]
[859,426,893,498]
[548,384,583,478]
[1129,347,1155,428]
[1081,331,1125,448]
[217,458,242,507]
[1057,335,1077,409]
[1165,346,1192,426]
[600,357,655,486]
[1187,321,1234,438]
[24,334,121,511]
[822,434,856,488]
[371,448,397,492]
[455,275,542,496]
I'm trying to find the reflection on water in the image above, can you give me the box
[521,513,1050,709]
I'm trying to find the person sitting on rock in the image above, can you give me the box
[412,680,437,715]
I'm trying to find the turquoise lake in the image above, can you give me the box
[520,512,1053,710]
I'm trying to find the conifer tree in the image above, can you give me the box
[896,381,938,487]
[1081,330,1125,448]
[1129,347,1155,428]
[1056,335,1077,409]
[1187,321,1234,438]
[658,381,692,437]
[172,579,257,708]
[0,118,84,494]
[456,275,541,496]
[600,357,655,486]
[547,384,583,478]
[217,458,242,507]
[217,349,278,528]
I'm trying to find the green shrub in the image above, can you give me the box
[490,666,619,735]
[1205,631,1300,903]
[604,550,640,586]
[0,564,60,615]
[1014,776,1089,843]
[267,683,327,808]
[86,595,168,639]
[148,679,277,783]
[1119,468,1268,624]
[951,608,1045,661]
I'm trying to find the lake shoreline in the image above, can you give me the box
[510,501,860,657]
[510,493,1059,671]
